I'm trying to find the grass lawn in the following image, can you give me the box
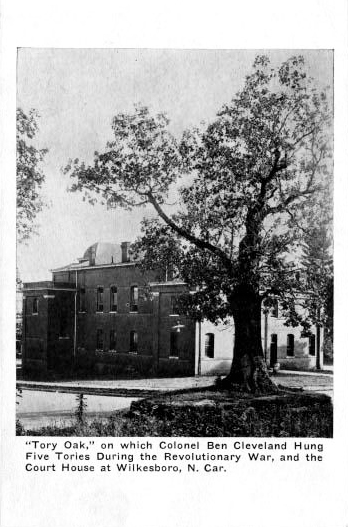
[17,386,333,438]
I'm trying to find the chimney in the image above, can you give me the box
[121,241,131,263]
[89,246,96,266]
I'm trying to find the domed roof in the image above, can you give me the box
[83,242,122,265]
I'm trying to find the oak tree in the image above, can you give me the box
[66,56,332,392]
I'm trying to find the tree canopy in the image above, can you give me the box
[66,55,332,390]
[17,108,48,242]
[67,55,332,323]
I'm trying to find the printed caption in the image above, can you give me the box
[23,440,325,473]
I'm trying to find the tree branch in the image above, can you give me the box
[267,185,322,215]
[258,149,287,207]
[147,192,234,272]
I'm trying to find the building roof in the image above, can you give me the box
[51,242,133,272]
[82,242,121,265]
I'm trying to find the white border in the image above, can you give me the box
[1,1,348,527]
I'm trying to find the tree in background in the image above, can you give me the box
[16,108,48,359]
[300,209,333,364]
[17,108,48,242]
[66,55,332,392]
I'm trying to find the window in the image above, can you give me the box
[59,303,69,338]
[287,334,295,356]
[32,297,38,315]
[79,288,86,312]
[170,330,179,357]
[130,331,138,353]
[110,286,117,312]
[205,333,215,358]
[171,296,179,315]
[130,286,138,312]
[96,287,104,312]
[270,334,278,365]
[270,300,278,318]
[96,329,103,351]
[309,334,316,356]
[109,329,117,351]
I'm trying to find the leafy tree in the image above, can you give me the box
[17,108,48,242]
[16,109,47,361]
[300,205,333,366]
[301,224,333,327]
[66,56,332,392]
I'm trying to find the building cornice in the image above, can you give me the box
[149,281,186,287]
[23,287,76,292]
[51,262,138,273]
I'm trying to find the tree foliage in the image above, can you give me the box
[300,216,333,336]
[66,55,332,390]
[17,108,48,242]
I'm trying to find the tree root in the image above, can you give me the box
[217,356,279,395]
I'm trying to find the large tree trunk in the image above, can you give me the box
[222,285,278,393]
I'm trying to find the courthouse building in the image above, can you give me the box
[22,241,322,377]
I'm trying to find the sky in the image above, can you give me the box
[17,48,333,282]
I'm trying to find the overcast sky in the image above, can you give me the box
[17,48,333,282]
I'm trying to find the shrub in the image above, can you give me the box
[16,390,333,438]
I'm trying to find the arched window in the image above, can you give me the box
[96,286,104,312]
[309,334,316,356]
[130,285,138,312]
[287,334,294,356]
[170,330,179,357]
[270,300,278,318]
[110,286,117,312]
[130,331,138,353]
[205,333,215,358]
[270,334,278,365]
